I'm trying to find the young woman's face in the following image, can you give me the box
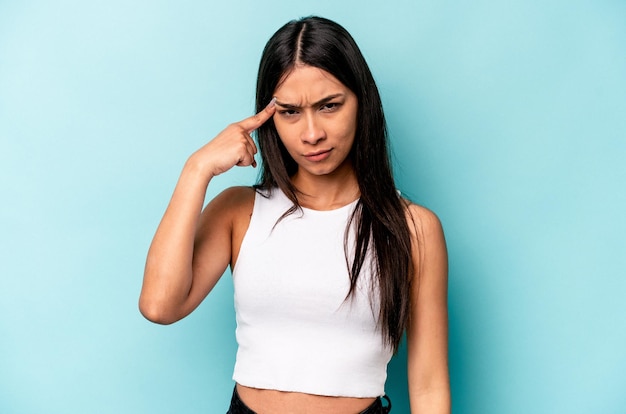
[272,65,358,178]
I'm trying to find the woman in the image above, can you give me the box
[139,16,449,414]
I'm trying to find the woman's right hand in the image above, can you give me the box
[188,99,276,179]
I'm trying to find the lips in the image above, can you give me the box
[303,149,332,162]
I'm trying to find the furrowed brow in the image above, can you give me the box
[275,93,345,110]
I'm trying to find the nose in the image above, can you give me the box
[301,113,325,145]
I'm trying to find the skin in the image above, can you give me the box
[139,65,450,413]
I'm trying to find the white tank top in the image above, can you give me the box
[231,188,393,398]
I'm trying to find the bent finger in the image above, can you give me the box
[246,138,258,168]
[236,151,257,168]
[245,131,258,155]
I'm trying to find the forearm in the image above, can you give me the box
[140,157,213,323]
[410,387,451,414]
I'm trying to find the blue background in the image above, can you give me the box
[1,1,625,413]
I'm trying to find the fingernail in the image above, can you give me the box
[267,97,276,108]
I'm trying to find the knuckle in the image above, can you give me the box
[229,123,244,133]
[236,141,248,151]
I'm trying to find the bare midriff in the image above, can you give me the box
[236,384,377,414]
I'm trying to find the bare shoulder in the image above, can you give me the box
[402,199,445,243]
[197,186,256,238]
[210,185,256,209]
[202,186,255,218]
[402,199,448,286]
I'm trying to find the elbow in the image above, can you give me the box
[138,296,181,325]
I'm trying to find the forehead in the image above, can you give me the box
[273,65,350,102]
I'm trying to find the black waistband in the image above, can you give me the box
[226,387,391,413]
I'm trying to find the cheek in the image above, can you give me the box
[273,120,298,151]
[333,113,358,144]
[272,117,287,138]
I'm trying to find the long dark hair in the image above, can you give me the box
[254,16,414,353]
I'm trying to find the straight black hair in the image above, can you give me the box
[254,16,414,353]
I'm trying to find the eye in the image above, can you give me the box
[320,102,341,112]
[278,109,299,117]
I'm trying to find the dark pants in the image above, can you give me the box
[226,386,392,413]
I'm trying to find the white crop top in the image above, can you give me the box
[231,188,393,398]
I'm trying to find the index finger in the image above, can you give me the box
[238,98,277,133]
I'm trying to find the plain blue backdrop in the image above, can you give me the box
[1,1,625,413]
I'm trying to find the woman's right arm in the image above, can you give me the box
[138,101,276,324]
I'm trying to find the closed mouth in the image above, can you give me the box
[304,149,332,157]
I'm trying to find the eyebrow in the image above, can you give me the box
[274,93,345,110]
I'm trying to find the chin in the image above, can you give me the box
[309,166,345,177]
[298,158,352,177]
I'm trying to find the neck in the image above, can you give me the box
[291,163,359,211]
